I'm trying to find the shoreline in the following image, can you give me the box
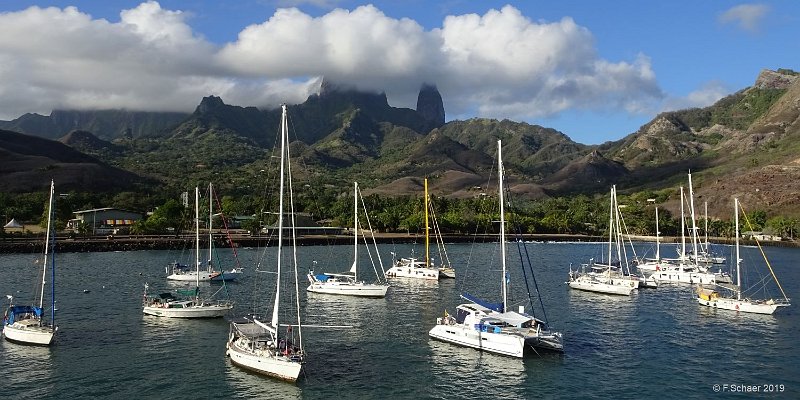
[1,233,796,254]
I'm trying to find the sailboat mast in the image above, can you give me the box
[655,206,660,260]
[607,186,614,265]
[272,104,288,329]
[612,186,623,267]
[208,183,213,272]
[680,187,686,261]
[352,182,359,280]
[425,178,430,268]
[735,198,741,301]
[704,201,709,255]
[39,180,54,309]
[688,173,699,266]
[195,186,200,294]
[497,140,507,313]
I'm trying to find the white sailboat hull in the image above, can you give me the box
[210,269,244,281]
[307,282,388,298]
[568,279,636,296]
[696,296,786,315]
[3,322,56,345]
[227,341,303,382]
[429,324,527,358]
[142,304,232,318]
[386,265,439,280]
[166,270,220,282]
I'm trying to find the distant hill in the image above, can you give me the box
[0,109,189,140]
[0,129,147,192]
[600,68,800,218]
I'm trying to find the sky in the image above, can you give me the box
[0,1,797,144]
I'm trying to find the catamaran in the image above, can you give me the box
[429,140,563,357]
[307,182,389,297]
[696,198,791,314]
[226,104,305,382]
[3,180,58,345]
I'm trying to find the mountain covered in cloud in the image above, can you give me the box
[2,68,800,218]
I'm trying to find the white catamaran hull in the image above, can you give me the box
[307,283,388,297]
[3,322,56,345]
[696,296,783,315]
[142,305,231,318]
[568,280,636,296]
[650,270,717,285]
[226,342,303,382]
[429,324,527,358]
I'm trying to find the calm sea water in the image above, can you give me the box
[1,241,799,399]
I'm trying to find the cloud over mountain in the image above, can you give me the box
[0,1,662,123]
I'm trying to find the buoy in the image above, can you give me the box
[83,289,90,293]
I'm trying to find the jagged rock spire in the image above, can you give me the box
[416,84,445,128]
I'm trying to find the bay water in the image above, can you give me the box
[1,241,798,399]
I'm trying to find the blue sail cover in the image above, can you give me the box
[315,274,331,282]
[5,305,42,325]
[462,292,503,312]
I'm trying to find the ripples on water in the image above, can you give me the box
[1,242,798,399]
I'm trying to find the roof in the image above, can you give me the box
[73,207,141,215]
[3,218,23,228]
[491,311,534,327]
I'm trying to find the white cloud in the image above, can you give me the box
[0,2,663,124]
[719,3,770,33]
[661,81,731,112]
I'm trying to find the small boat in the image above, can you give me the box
[143,187,233,318]
[429,140,563,357]
[386,179,453,280]
[568,185,640,296]
[696,198,791,315]
[167,183,243,282]
[3,180,58,345]
[307,182,389,298]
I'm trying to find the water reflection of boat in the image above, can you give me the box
[428,339,527,397]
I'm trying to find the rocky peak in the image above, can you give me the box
[416,83,445,128]
[645,116,683,136]
[753,69,798,90]
[195,95,226,114]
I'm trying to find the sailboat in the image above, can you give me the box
[696,198,791,314]
[429,140,564,357]
[3,180,58,345]
[167,183,243,282]
[386,179,450,280]
[307,182,390,297]
[226,104,305,382]
[143,187,234,318]
[650,175,726,285]
[426,179,456,279]
[568,185,640,296]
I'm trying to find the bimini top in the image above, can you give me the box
[5,305,43,325]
